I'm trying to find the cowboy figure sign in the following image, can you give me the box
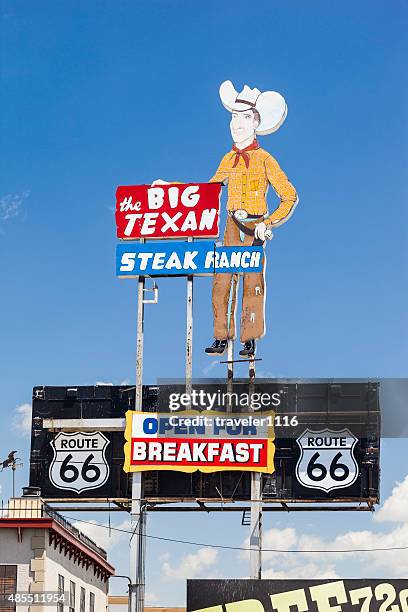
[205,80,298,357]
[154,80,298,357]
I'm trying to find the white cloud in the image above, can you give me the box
[263,562,339,580]
[262,528,298,561]
[72,518,131,553]
[162,547,218,580]
[254,524,408,579]
[375,475,408,523]
[240,527,339,579]
[236,474,408,580]
[320,524,408,577]
[240,527,297,562]
[0,191,30,222]
[12,403,32,438]
[95,381,114,386]
[202,361,219,376]
[145,591,159,604]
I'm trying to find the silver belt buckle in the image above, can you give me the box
[234,209,248,221]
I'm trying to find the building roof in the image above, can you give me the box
[0,508,114,581]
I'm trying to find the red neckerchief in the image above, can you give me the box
[232,139,259,168]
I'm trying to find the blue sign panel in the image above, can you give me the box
[116,241,264,277]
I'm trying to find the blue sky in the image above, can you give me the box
[1,0,408,605]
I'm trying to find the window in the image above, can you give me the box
[90,592,95,612]
[69,581,76,612]
[0,565,17,612]
[57,575,64,612]
[80,587,85,612]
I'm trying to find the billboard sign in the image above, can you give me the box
[29,383,380,503]
[116,241,264,277]
[123,410,275,474]
[115,183,222,240]
[187,579,408,612]
[49,431,110,494]
[295,429,359,493]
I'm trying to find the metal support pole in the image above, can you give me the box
[186,236,194,404]
[130,276,146,612]
[249,358,262,579]
[226,339,234,413]
[226,273,238,412]
[135,277,145,410]
[250,472,262,578]
[186,274,193,400]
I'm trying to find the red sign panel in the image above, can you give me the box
[115,183,221,240]
[123,411,275,474]
[130,437,269,469]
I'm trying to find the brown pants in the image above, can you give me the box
[212,216,265,343]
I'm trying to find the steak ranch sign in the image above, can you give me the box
[116,241,264,277]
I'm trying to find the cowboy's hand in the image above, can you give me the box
[254,222,273,241]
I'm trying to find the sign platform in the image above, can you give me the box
[29,383,380,505]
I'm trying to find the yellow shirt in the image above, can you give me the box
[210,146,298,226]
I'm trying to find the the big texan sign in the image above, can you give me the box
[115,183,221,239]
[123,410,275,474]
[115,181,265,277]
[115,78,300,358]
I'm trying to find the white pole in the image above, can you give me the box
[226,273,239,411]
[250,472,262,578]
[226,339,234,413]
[249,357,262,579]
[186,274,193,391]
[186,237,194,404]
[130,277,146,612]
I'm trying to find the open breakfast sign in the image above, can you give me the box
[115,182,222,240]
[123,410,275,474]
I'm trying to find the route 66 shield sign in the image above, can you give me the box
[49,431,110,494]
[295,428,359,493]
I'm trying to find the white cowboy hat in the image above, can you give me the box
[219,80,287,135]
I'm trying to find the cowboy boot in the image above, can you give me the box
[205,339,228,355]
[239,339,256,357]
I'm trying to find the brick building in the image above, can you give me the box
[0,497,114,611]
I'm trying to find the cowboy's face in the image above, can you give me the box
[230,110,257,144]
